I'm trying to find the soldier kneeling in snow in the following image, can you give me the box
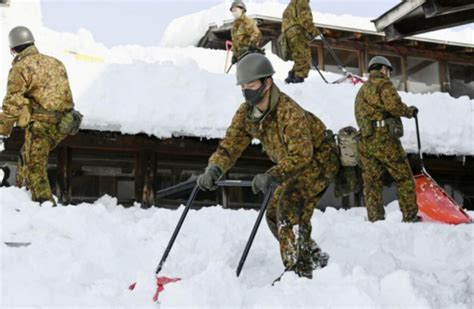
[197,54,339,278]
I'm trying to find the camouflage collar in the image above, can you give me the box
[13,45,39,65]
[246,84,281,123]
[369,71,387,80]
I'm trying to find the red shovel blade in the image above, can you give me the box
[415,173,472,225]
[128,276,181,302]
[153,276,181,302]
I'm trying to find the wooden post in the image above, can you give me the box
[56,146,72,204]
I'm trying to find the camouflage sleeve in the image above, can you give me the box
[247,19,261,47]
[296,0,319,37]
[381,82,413,118]
[209,104,252,173]
[2,66,30,121]
[268,103,314,181]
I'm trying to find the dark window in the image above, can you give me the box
[448,63,474,99]
[323,48,360,75]
[407,57,441,94]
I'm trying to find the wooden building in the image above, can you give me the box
[1,15,473,210]
[198,15,474,99]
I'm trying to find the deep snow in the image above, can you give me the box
[1,187,473,308]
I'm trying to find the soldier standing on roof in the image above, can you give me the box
[197,54,340,278]
[1,26,81,205]
[355,56,420,223]
[230,0,262,64]
[282,0,320,84]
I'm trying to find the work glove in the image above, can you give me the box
[231,56,238,65]
[408,106,419,118]
[248,46,265,55]
[251,173,275,195]
[197,165,222,191]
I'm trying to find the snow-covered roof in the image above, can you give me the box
[160,1,474,48]
[1,0,473,157]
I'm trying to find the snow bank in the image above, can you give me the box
[1,187,473,307]
[1,1,473,156]
[161,1,474,48]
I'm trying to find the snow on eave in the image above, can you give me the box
[213,14,474,49]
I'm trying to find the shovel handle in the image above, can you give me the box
[414,114,425,172]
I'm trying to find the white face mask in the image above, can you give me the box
[232,8,243,19]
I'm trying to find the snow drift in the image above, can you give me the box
[1,187,473,308]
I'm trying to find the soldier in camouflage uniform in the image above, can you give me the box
[1,26,74,204]
[230,1,262,63]
[355,56,420,223]
[282,0,320,83]
[197,54,339,278]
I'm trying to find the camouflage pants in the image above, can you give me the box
[287,28,312,79]
[358,129,418,222]
[266,151,339,271]
[16,121,66,203]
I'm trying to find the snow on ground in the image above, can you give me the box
[1,187,473,308]
[1,0,473,156]
[161,1,474,48]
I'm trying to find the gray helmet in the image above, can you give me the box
[9,26,35,48]
[230,0,247,12]
[236,53,275,85]
[368,56,392,71]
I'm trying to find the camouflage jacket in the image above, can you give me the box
[209,85,332,181]
[355,71,413,137]
[231,14,262,59]
[282,0,319,38]
[2,45,74,123]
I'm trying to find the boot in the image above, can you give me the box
[402,215,422,223]
[286,75,305,84]
[284,70,295,83]
[310,243,330,269]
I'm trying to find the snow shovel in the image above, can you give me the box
[129,178,276,301]
[413,115,472,224]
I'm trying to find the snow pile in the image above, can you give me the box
[1,0,473,156]
[161,1,474,48]
[1,187,473,307]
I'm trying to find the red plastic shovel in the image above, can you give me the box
[413,115,472,225]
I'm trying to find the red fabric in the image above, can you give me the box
[153,276,181,302]
[415,173,472,224]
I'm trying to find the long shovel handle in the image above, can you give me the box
[154,179,258,275]
[236,183,277,277]
[414,114,425,172]
[155,184,201,275]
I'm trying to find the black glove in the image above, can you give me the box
[231,56,238,65]
[248,46,265,55]
[197,165,222,191]
[409,106,419,118]
[251,173,274,194]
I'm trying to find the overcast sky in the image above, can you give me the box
[40,0,473,47]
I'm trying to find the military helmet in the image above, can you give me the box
[230,0,247,12]
[236,53,275,85]
[368,56,393,72]
[9,26,35,48]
